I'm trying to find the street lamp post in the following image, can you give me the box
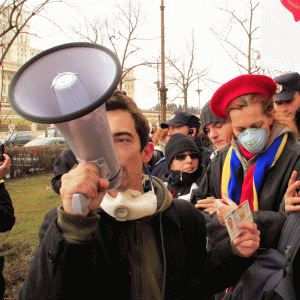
[196,76,202,117]
[160,0,167,122]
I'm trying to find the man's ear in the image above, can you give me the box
[188,127,197,139]
[142,142,155,164]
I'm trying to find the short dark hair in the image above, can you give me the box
[105,90,150,151]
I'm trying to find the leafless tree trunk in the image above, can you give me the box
[68,0,156,91]
[0,0,62,66]
[209,0,284,78]
[166,32,209,112]
[209,0,260,74]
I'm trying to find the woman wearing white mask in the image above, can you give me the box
[192,74,300,251]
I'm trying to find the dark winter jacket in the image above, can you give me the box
[191,126,300,249]
[0,182,15,232]
[162,168,203,200]
[19,177,256,300]
[51,148,78,194]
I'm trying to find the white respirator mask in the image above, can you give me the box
[100,168,158,221]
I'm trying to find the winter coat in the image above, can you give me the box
[51,148,78,194]
[162,168,203,201]
[191,127,300,249]
[0,182,15,232]
[19,177,255,300]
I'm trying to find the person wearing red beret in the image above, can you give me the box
[191,74,300,299]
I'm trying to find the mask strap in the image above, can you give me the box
[143,166,154,191]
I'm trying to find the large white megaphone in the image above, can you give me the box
[8,42,123,214]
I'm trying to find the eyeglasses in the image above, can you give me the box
[174,152,199,161]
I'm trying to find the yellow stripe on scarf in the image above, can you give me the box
[221,146,233,198]
[252,133,288,211]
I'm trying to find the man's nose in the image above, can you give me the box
[185,155,192,163]
[168,128,173,136]
[210,128,218,138]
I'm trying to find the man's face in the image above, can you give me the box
[205,122,232,151]
[275,91,300,119]
[167,125,189,137]
[107,109,153,193]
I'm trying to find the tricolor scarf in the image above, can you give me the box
[221,133,288,211]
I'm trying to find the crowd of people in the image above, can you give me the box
[2,72,300,299]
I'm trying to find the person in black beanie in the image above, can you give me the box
[161,133,204,201]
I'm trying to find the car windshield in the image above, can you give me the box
[4,133,16,140]
[24,139,61,147]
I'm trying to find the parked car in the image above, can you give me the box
[11,137,67,174]
[23,137,67,147]
[0,132,34,147]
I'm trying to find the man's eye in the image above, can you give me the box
[116,137,129,143]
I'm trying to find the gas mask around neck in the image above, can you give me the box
[100,170,158,221]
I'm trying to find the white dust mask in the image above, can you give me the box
[100,188,157,221]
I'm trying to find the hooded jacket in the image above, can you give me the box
[151,137,213,180]
[19,176,256,300]
[162,168,203,201]
[191,125,300,249]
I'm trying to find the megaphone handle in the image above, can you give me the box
[72,193,91,215]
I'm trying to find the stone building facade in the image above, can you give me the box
[0,7,41,108]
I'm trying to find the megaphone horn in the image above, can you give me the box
[9,42,123,214]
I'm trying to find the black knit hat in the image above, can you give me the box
[165,133,200,169]
[200,100,226,132]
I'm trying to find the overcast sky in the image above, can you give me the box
[30,0,261,110]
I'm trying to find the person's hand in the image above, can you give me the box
[216,193,239,225]
[0,154,10,178]
[232,222,260,257]
[195,196,218,214]
[60,161,109,217]
[284,170,300,214]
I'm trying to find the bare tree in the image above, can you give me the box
[0,0,63,66]
[0,0,64,122]
[209,0,261,74]
[166,32,209,112]
[68,0,156,90]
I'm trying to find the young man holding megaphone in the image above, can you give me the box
[19,91,260,300]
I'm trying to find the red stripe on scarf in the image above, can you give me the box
[240,145,256,211]
[240,163,255,210]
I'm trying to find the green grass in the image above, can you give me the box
[3,173,61,248]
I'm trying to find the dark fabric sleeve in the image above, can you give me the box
[252,210,286,248]
[173,200,255,299]
[18,207,64,300]
[51,148,78,194]
[190,158,221,205]
[0,183,15,232]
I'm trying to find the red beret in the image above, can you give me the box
[210,74,277,120]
